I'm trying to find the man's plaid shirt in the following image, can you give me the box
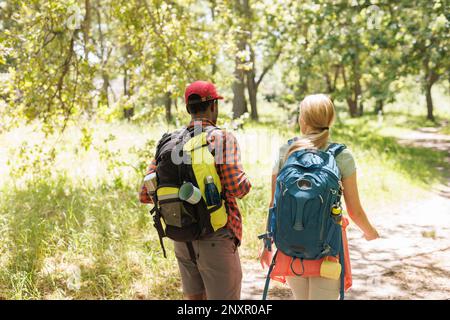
[139,119,251,243]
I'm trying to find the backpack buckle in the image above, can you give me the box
[321,244,332,255]
[258,232,273,240]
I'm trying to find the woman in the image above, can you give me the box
[260,94,379,300]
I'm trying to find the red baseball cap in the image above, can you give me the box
[185,81,224,105]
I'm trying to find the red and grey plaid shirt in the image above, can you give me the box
[139,119,251,243]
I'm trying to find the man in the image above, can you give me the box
[140,80,251,300]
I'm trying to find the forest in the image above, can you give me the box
[0,0,449,300]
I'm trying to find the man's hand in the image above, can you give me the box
[139,185,153,204]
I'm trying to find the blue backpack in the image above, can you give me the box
[261,142,347,300]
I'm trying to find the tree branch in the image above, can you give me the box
[256,48,282,88]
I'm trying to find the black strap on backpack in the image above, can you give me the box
[150,204,167,258]
[338,234,345,300]
[186,241,197,265]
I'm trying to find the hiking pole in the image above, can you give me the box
[149,204,167,258]
[258,207,274,251]
[258,232,273,251]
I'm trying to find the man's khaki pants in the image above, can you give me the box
[173,229,242,300]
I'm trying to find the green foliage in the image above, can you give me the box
[279,1,449,117]
[1,0,448,126]
[1,0,219,129]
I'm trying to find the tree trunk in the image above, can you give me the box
[375,99,384,114]
[123,68,134,119]
[101,73,110,108]
[354,60,362,116]
[232,37,248,119]
[341,65,359,117]
[210,0,217,77]
[247,73,258,120]
[231,0,249,119]
[425,84,434,121]
[346,98,358,117]
[325,73,332,95]
[96,3,112,108]
[232,77,247,118]
[83,0,91,60]
[324,71,338,102]
[423,59,439,122]
[165,91,172,122]
[299,79,308,98]
[297,69,309,99]
[241,0,258,120]
[246,44,257,120]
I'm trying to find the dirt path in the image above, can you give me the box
[241,127,450,300]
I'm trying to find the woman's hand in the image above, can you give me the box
[259,246,273,269]
[364,226,380,241]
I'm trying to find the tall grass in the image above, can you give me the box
[0,173,184,299]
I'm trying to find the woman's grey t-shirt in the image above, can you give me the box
[272,141,357,179]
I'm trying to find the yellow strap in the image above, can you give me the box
[157,187,179,197]
[184,133,208,152]
[188,134,227,231]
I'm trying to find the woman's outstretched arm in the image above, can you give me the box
[259,173,277,268]
[269,173,277,208]
[342,172,379,241]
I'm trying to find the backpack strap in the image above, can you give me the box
[204,124,220,138]
[184,123,230,216]
[326,143,346,158]
[287,137,299,146]
[339,234,345,300]
[186,241,197,265]
[183,125,220,151]
[204,125,228,200]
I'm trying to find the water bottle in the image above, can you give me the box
[204,176,221,206]
[143,172,157,196]
[331,204,342,224]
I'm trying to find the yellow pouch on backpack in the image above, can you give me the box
[320,257,342,280]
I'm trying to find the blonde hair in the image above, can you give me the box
[285,94,336,160]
